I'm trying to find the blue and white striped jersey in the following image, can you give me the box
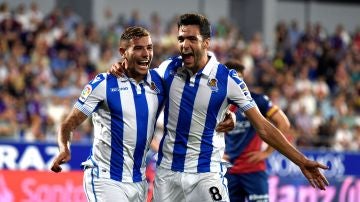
[75,71,165,182]
[155,52,257,173]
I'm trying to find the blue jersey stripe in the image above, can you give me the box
[171,73,202,171]
[157,100,168,166]
[107,76,124,181]
[131,83,149,182]
[198,64,228,172]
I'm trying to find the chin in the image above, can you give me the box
[183,63,193,69]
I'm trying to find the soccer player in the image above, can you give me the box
[110,13,329,202]
[224,60,291,202]
[50,26,166,202]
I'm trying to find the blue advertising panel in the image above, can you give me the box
[0,141,91,171]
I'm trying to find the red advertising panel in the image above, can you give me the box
[0,170,86,202]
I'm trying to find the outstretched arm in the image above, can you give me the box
[247,107,291,163]
[244,107,329,190]
[50,108,88,173]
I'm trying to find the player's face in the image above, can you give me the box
[177,25,209,73]
[123,36,153,81]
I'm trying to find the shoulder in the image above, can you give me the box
[149,69,162,83]
[158,55,182,70]
[78,73,108,102]
[86,73,108,89]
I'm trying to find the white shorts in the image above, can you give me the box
[153,166,229,202]
[83,167,148,202]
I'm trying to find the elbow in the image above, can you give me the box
[256,127,271,142]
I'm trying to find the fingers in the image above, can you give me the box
[109,62,125,77]
[50,158,63,173]
[216,113,235,132]
[216,124,233,132]
[216,122,228,132]
[308,178,316,189]
[306,169,329,190]
[317,162,329,170]
[247,155,257,163]
[315,177,326,190]
[319,172,330,186]
[51,163,62,173]
[50,153,70,173]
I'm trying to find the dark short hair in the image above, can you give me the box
[120,26,150,42]
[177,13,211,39]
[224,60,245,74]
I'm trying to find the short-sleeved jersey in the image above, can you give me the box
[225,92,279,174]
[76,71,165,182]
[155,52,256,173]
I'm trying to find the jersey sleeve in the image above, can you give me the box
[154,56,181,79]
[227,69,257,112]
[74,73,107,116]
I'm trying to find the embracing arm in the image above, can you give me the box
[50,108,88,172]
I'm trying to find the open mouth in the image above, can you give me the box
[182,52,194,62]
[137,60,150,68]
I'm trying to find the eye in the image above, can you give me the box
[189,36,198,42]
[177,36,184,42]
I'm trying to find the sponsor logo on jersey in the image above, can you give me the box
[79,84,92,102]
[207,78,218,92]
[110,87,128,92]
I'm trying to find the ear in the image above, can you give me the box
[119,47,126,57]
[202,38,210,49]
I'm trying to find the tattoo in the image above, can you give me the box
[58,108,88,148]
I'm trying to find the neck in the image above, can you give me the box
[125,69,144,83]
[190,55,210,75]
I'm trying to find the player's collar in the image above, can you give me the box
[178,51,218,78]
[201,51,218,78]
[118,71,151,86]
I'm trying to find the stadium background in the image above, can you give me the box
[0,0,359,201]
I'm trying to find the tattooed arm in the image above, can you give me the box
[50,108,88,172]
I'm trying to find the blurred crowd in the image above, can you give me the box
[0,2,359,151]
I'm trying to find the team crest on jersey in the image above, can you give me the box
[150,81,160,93]
[79,84,92,102]
[207,78,218,92]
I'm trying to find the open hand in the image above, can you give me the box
[299,159,329,190]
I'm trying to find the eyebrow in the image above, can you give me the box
[177,35,199,40]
